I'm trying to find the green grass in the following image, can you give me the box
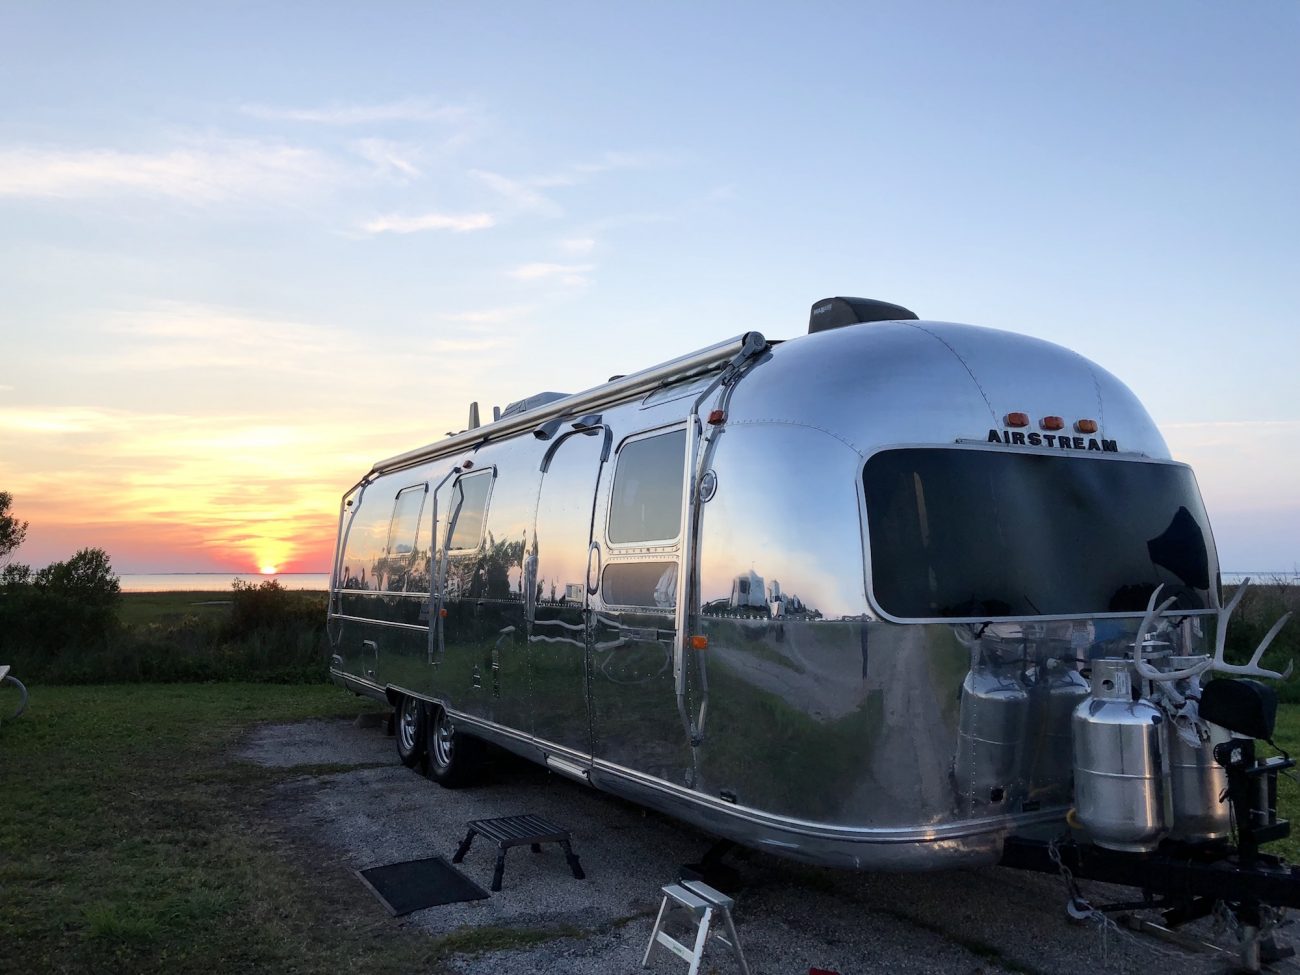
[116,591,237,626]
[1267,705,1300,862]
[0,683,456,975]
[115,590,328,627]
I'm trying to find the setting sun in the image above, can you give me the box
[259,565,278,575]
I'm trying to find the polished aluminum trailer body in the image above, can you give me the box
[328,316,1221,870]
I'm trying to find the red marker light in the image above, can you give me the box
[707,410,726,426]
[1004,412,1029,428]
[462,460,474,469]
[1041,416,1064,431]
[1075,419,1098,434]
[439,608,448,618]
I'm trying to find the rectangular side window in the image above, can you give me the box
[382,484,426,592]
[607,429,687,545]
[447,470,493,552]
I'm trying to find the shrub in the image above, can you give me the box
[0,548,121,671]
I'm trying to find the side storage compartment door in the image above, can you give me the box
[530,427,609,763]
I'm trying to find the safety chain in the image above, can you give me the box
[1046,838,1207,965]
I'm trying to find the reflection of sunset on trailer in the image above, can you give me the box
[327,296,1297,970]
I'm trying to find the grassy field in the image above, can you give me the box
[115,591,239,627]
[0,683,452,975]
[2,586,331,685]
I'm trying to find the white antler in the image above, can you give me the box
[1209,577,1294,680]
[1133,584,1211,683]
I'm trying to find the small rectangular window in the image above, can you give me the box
[382,484,426,592]
[608,429,686,544]
[602,561,678,608]
[447,470,493,552]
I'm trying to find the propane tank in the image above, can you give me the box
[1030,657,1091,787]
[1072,658,1171,852]
[955,658,1028,808]
[1162,655,1231,843]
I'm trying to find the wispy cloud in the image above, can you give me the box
[470,169,563,216]
[471,151,670,217]
[438,306,533,325]
[558,237,596,256]
[360,211,495,234]
[351,138,422,179]
[240,98,465,125]
[566,150,674,177]
[509,262,595,287]
[0,139,339,202]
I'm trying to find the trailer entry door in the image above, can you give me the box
[531,428,609,761]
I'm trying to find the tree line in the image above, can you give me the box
[1,493,327,683]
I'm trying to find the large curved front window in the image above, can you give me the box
[863,448,1217,620]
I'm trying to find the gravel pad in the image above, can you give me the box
[241,717,1300,975]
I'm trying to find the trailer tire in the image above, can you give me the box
[394,695,427,769]
[426,706,481,788]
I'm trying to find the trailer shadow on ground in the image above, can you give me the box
[238,715,1300,975]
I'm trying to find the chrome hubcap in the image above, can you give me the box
[398,698,420,752]
[434,712,455,768]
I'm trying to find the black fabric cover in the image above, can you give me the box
[1200,678,1278,741]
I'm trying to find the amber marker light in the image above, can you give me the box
[1004,412,1029,428]
[1075,419,1098,434]
[462,459,474,469]
[1041,416,1065,431]
[690,635,709,650]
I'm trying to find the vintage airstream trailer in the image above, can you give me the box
[328,297,1294,912]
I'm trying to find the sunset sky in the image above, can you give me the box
[1,2,1297,575]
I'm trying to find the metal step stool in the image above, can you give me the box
[451,814,584,892]
[642,879,750,975]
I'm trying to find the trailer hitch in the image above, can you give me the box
[1005,741,1300,971]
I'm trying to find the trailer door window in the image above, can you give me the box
[602,561,678,608]
[862,448,1217,620]
[608,429,687,545]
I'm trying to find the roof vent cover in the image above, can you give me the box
[809,296,918,334]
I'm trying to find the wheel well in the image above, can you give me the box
[384,686,445,714]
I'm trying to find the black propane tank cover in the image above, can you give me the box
[808,297,919,334]
[1200,678,1278,742]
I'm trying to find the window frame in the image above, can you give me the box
[444,467,496,556]
[604,424,688,551]
[600,558,679,611]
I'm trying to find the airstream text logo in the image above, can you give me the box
[987,429,1118,452]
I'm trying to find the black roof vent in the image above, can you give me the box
[809,296,918,334]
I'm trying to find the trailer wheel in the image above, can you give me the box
[394,695,427,769]
[426,706,481,788]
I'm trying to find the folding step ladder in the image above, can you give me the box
[642,879,750,975]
